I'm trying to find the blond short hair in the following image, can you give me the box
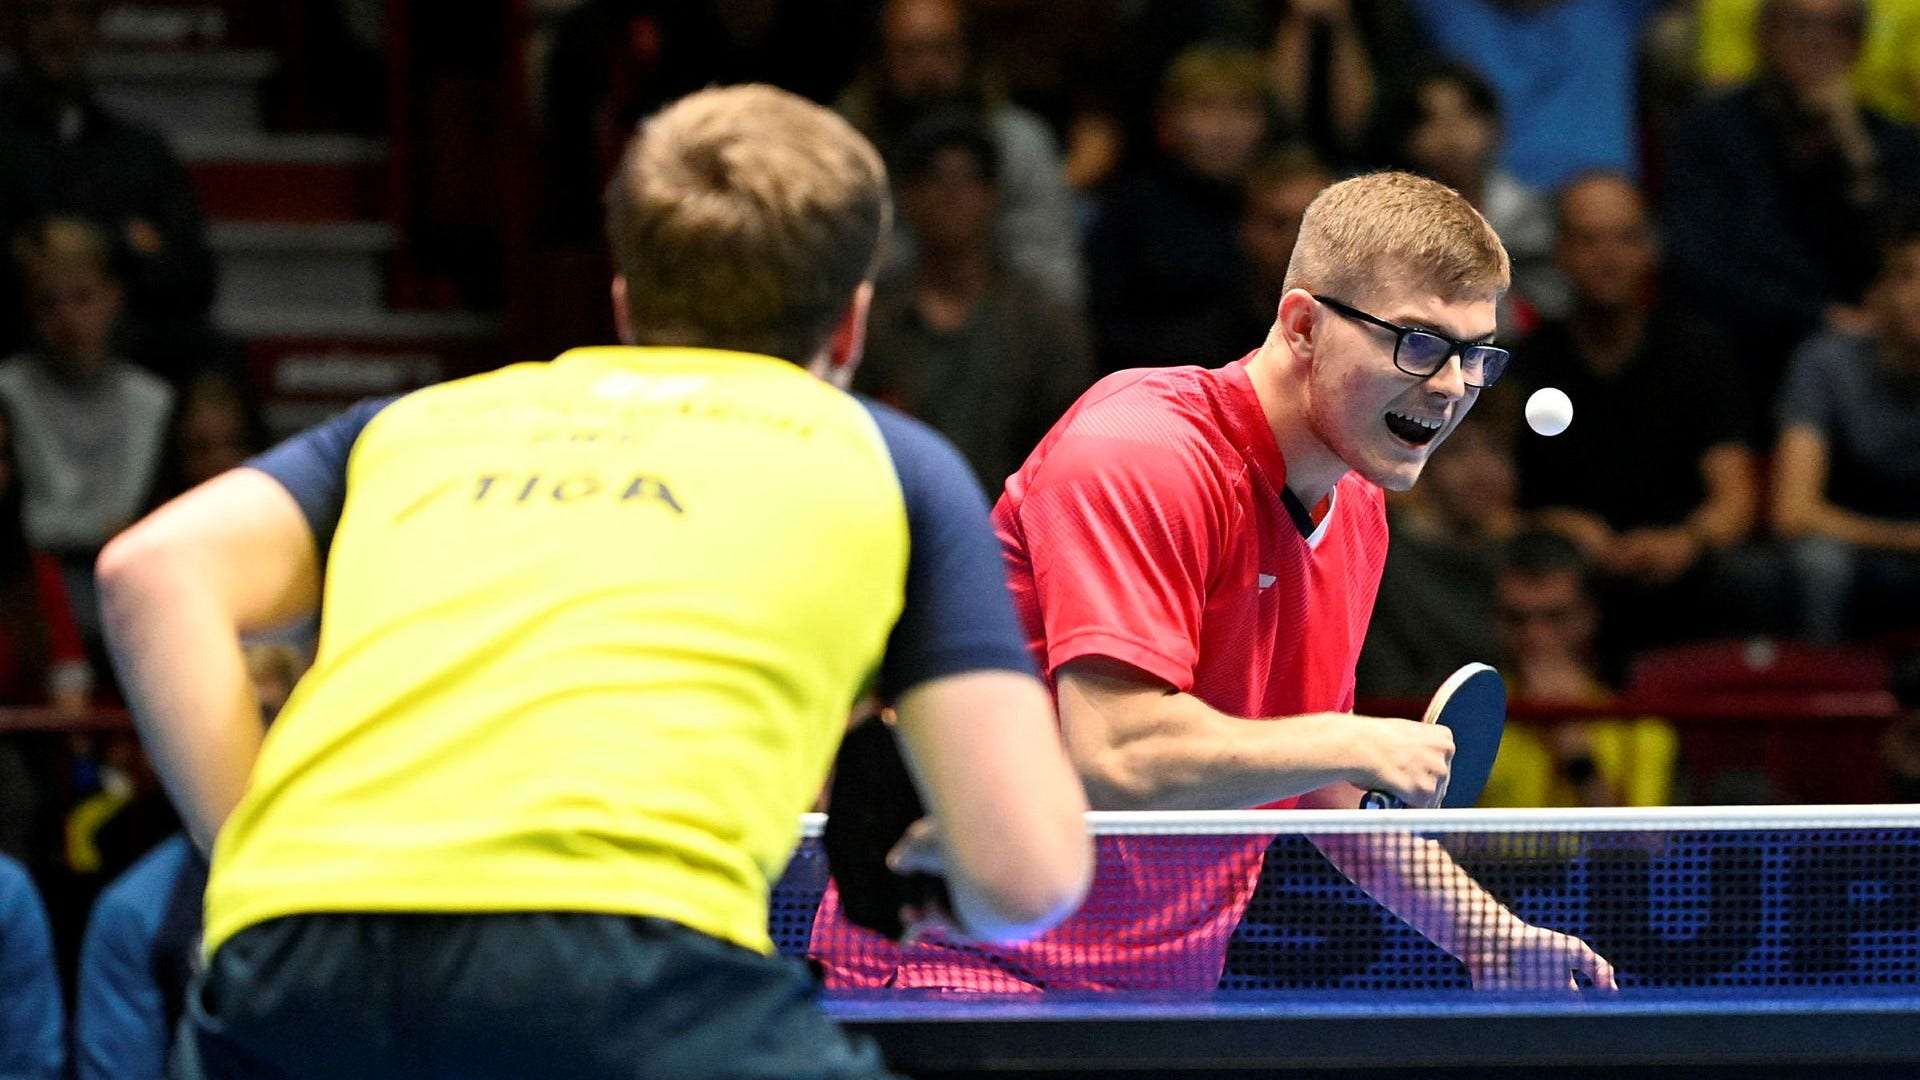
[1283,171,1510,305]
[13,216,114,284]
[604,84,890,365]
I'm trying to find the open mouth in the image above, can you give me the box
[1384,410,1444,447]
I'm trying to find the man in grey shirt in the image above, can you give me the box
[1772,213,1920,642]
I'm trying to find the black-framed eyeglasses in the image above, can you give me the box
[1312,295,1511,389]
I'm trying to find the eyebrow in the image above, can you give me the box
[1388,313,1499,344]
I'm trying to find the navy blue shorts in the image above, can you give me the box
[170,911,900,1080]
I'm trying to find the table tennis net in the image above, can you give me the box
[772,807,1920,994]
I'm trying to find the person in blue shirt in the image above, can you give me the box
[72,643,304,1080]
[0,852,63,1080]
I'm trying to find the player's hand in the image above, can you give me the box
[888,817,963,941]
[1467,923,1618,992]
[1352,715,1454,809]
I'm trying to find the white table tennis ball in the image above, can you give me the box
[1525,387,1573,437]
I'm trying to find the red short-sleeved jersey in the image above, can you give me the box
[814,358,1391,991]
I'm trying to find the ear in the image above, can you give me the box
[1273,289,1320,362]
[611,276,635,345]
[810,281,874,389]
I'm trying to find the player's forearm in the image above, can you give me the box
[96,544,264,853]
[1311,832,1522,961]
[894,671,1093,942]
[1064,690,1366,810]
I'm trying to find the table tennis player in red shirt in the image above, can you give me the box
[815,171,1615,993]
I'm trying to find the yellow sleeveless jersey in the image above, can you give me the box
[204,346,1026,956]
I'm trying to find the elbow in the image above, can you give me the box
[94,524,179,631]
[961,827,1094,944]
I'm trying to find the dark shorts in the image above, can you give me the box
[170,911,900,1080]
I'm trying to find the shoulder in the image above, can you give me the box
[0,356,33,390]
[988,103,1060,158]
[860,396,963,464]
[1055,367,1236,456]
[110,360,176,411]
[1787,330,1871,377]
[857,396,986,507]
[0,853,44,918]
[1024,368,1244,512]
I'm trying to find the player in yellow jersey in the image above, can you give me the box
[95,84,1091,1080]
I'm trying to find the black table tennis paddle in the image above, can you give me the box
[822,712,953,942]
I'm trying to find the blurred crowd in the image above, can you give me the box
[0,0,1918,1073]
[518,0,1920,813]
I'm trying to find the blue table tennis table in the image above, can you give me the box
[827,989,1920,1076]
[778,807,1920,1078]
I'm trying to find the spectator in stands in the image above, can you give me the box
[1692,0,1920,125]
[1213,146,1336,357]
[1357,417,1520,699]
[0,397,91,870]
[72,641,304,1080]
[1405,0,1663,190]
[1664,0,1920,402]
[1264,0,1425,171]
[932,0,1125,193]
[0,218,174,653]
[1386,62,1565,330]
[1088,44,1274,373]
[851,115,1093,492]
[0,850,63,1080]
[1511,173,1767,676]
[0,0,219,384]
[837,0,1085,308]
[1771,210,1920,643]
[1479,530,1679,809]
[537,0,871,248]
[149,369,270,504]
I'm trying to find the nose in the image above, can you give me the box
[1424,353,1469,400]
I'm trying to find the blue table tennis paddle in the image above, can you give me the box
[1360,662,1506,810]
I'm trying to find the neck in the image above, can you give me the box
[1246,338,1346,507]
[41,352,106,384]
